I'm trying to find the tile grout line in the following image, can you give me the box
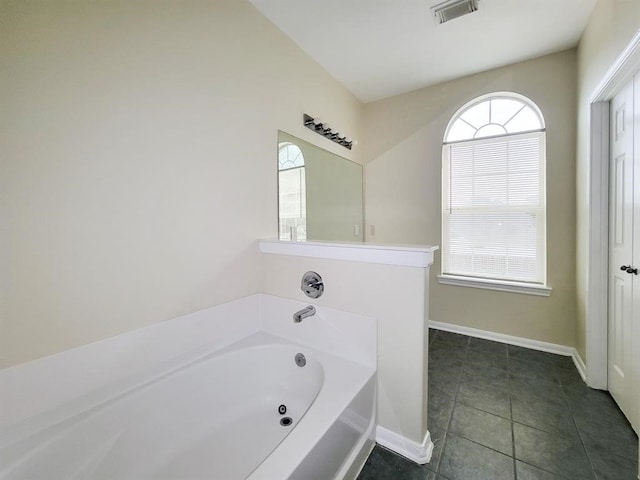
[442,430,522,464]
[430,329,448,476]
[452,336,523,473]
[510,396,518,479]
[435,332,469,477]
[507,344,518,480]
[558,369,600,480]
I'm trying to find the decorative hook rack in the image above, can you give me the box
[303,114,355,150]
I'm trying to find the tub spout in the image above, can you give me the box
[293,305,316,323]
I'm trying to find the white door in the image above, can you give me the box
[608,75,639,433]
[633,73,640,437]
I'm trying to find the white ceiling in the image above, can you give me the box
[249,0,598,103]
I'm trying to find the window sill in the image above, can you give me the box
[437,275,552,297]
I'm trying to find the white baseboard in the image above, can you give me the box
[572,349,587,383]
[375,426,433,465]
[429,320,587,382]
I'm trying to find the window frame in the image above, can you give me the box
[438,92,551,296]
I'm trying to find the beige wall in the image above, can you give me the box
[260,253,430,444]
[576,1,640,362]
[0,0,363,368]
[364,50,578,346]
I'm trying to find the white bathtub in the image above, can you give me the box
[0,295,377,480]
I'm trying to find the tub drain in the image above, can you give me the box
[280,417,293,427]
[295,353,306,367]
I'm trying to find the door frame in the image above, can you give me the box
[586,29,640,389]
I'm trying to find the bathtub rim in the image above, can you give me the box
[0,293,376,427]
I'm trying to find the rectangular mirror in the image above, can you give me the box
[278,131,363,242]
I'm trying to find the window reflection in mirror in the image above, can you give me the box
[278,142,307,241]
[277,131,363,242]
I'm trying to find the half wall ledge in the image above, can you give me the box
[258,239,438,268]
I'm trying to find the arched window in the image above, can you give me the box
[278,142,305,169]
[441,92,547,288]
[278,142,306,240]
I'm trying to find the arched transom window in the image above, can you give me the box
[446,94,545,143]
[441,92,548,289]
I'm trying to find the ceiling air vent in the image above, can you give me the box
[431,0,479,24]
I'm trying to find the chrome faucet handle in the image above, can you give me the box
[301,271,324,299]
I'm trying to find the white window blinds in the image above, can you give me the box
[442,131,546,284]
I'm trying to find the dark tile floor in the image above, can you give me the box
[357,329,639,480]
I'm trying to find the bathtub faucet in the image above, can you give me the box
[293,305,316,323]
